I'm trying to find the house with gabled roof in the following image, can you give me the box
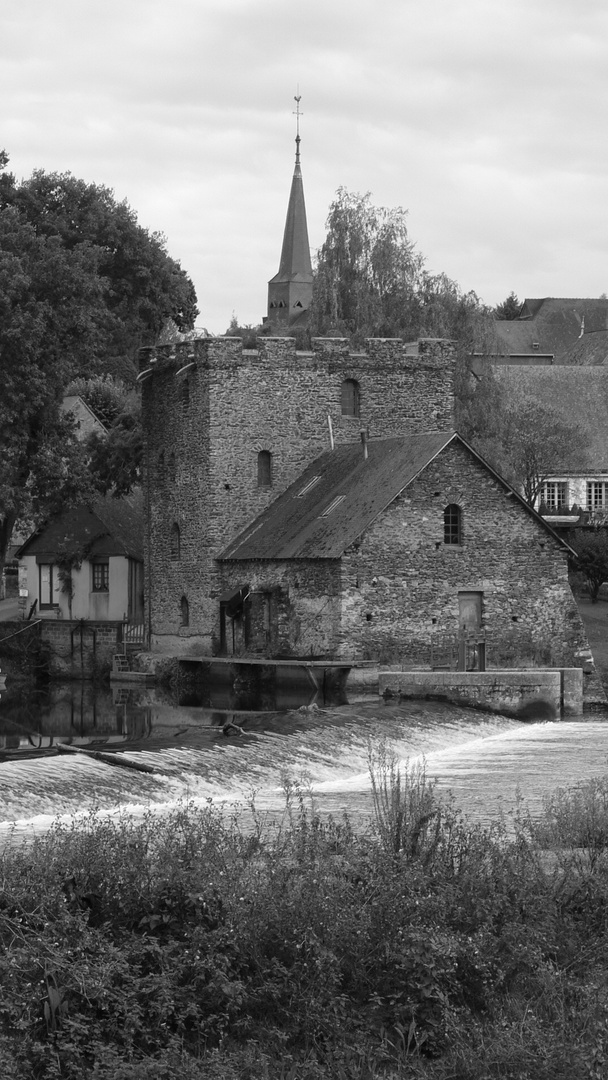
[16,491,144,624]
[216,431,587,665]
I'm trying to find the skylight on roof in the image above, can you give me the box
[296,476,321,498]
[319,495,345,517]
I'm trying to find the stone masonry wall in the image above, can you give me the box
[217,559,342,658]
[338,439,590,666]
[141,336,456,651]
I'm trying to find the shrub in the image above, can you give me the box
[2,773,608,1077]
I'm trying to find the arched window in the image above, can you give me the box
[341,379,360,417]
[257,450,272,487]
[444,504,462,545]
[170,522,180,560]
[180,595,189,627]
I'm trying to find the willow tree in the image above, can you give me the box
[310,187,494,352]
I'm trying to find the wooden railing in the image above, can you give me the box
[120,621,148,652]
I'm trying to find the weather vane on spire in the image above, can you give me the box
[293,90,302,165]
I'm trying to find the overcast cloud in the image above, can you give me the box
[2,0,607,332]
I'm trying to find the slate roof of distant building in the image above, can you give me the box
[562,329,608,365]
[220,432,567,561]
[493,366,608,470]
[61,395,107,439]
[494,298,608,360]
[17,490,144,561]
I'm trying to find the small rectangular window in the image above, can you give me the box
[39,563,55,607]
[92,561,109,592]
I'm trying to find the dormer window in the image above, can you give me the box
[320,495,346,517]
[296,476,321,498]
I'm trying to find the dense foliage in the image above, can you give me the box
[66,375,143,496]
[493,291,521,320]
[569,530,608,603]
[0,152,197,569]
[1,758,608,1079]
[309,188,495,353]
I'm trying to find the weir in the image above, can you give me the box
[2,682,608,846]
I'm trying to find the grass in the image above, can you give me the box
[1,753,608,1078]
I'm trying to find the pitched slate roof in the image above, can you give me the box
[220,432,573,562]
[494,298,608,360]
[221,432,452,561]
[61,395,107,439]
[17,491,144,561]
[493,366,608,469]
[562,329,608,365]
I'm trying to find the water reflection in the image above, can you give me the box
[0,680,152,758]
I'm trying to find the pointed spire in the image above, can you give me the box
[294,93,302,171]
[267,94,313,328]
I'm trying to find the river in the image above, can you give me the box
[2,678,608,844]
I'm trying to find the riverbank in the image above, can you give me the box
[2,761,608,1079]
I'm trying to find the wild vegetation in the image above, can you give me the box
[2,755,608,1079]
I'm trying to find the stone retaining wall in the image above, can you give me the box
[379,668,584,719]
[40,621,122,678]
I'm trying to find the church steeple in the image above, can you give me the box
[267,95,313,329]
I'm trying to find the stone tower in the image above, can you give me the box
[266,97,313,329]
[139,336,456,652]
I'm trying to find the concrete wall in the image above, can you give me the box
[379,668,584,719]
[141,336,456,650]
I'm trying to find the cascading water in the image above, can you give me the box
[2,681,608,844]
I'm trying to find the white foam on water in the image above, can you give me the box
[3,703,608,842]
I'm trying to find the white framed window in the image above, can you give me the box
[587,482,608,512]
[541,481,568,511]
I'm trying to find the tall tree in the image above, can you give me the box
[309,189,424,343]
[494,291,521,320]
[0,165,198,381]
[569,530,608,603]
[310,187,494,350]
[0,153,198,577]
[499,397,589,506]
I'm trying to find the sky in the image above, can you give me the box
[2,0,608,334]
